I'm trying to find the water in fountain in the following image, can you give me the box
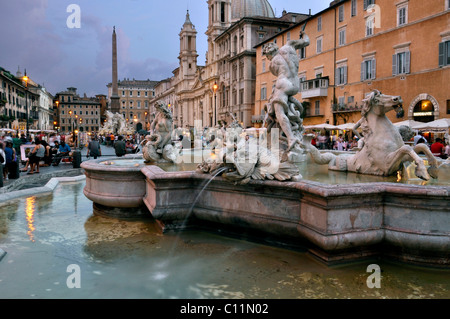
[1,180,448,299]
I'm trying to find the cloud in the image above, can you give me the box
[0,0,65,89]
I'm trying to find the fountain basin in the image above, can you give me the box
[142,165,450,266]
[81,157,150,218]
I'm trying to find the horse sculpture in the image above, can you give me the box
[302,90,440,181]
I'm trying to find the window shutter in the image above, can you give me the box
[335,68,340,85]
[439,42,445,67]
[371,59,377,80]
[364,0,368,10]
[361,62,365,81]
[392,54,397,76]
[405,51,411,74]
[343,66,348,84]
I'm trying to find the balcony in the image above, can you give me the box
[300,77,329,99]
[252,115,264,124]
[332,103,362,113]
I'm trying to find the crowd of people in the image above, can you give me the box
[0,131,144,180]
[308,130,449,159]
[0,128,449,182]
[309,132,360,151]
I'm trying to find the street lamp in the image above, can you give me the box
[22,70,29,138]
[213,82,218,127]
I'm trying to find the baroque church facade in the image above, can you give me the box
[150,0,308,129]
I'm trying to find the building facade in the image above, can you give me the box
[254,0,450,128]
[54,87,102,134]
[107,79,158,132]
[151,0,307,129]
[0,67,41,132]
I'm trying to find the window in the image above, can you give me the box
[447,100,450,114]
[287,32,291,42]
[221,2,225,23]
[129,91,133,97]
[317,16,322,31]
[262,60,266,73]
[315,100,320,115]
[339,28,346,46]
[351,0,357,16]
[392,51,411,75]
[145,92,148,97]
[366,17,374,36]
[397,5,408,26]
[316,37,323,54]
[447,0,450,10]
[364,0,375,10]
[338,96,345,106]
[137,101,141,108]
[299,47,306,59]
[137,91,140,97]
[239,89,244,104]
[439,41,450,67]
[335,65,348,85]
[261,87,267,100]
[348,96,355,104]
[361,59,376,80]
[338,5,344,22]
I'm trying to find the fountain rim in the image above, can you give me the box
[142,165,450,198]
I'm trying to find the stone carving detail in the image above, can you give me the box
[141,101,179,163]
[196,121,302,185]
[302,90,440,181]
[99,111,134,136]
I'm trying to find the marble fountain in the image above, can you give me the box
[82,34,449,267]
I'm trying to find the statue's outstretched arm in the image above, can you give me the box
[289,32,310,50]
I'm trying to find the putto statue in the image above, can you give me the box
[263,30,310,160]
[302,90,440,181]
[141,101,179,163]
[99,111,134,136]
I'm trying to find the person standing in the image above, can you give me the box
[4,141,17,180]
[87,136,102,159]
[0,142,6,181]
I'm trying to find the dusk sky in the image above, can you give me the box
[0,0,330,97]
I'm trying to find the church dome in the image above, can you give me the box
[231,0,275,21]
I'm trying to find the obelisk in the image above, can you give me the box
[110,26,120,113]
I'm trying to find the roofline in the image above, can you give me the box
[215,15,303,42]
[254,0,350,48]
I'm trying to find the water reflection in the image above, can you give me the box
[25,197,36,242]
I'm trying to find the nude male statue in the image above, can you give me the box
[263,31,310,151]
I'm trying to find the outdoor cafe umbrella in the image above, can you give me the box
[335,123,356,131]
[393,119,423,128]
[304,123,338,130]
[412,118,450,132]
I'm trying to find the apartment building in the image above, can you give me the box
[254,0,450,127]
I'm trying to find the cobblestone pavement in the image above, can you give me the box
[1,145,121,190]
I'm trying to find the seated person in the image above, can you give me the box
[52,141,72,166]
[126,140,138,154]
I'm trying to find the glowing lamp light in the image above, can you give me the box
[213,82,218,92]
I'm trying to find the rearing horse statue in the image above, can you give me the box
[302,90,439,181]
